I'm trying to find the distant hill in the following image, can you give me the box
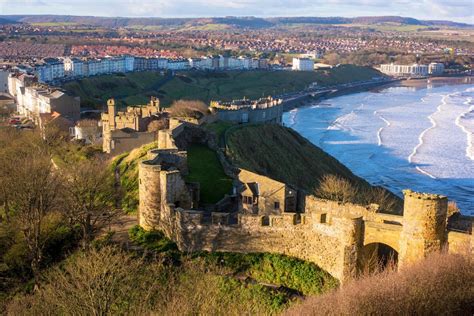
[0,17,20,25]
[1,14,471,29]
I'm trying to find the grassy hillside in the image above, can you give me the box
[62,71,166,109]
[226,124,366,191]
[225,124,402,212]
[63,65,382,108]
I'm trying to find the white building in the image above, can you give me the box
[379,63,429,77]
[167,59,190,70]
[124,56,135,72]
[35,59,65,83]
[428,63,445,75]
[64,58,85,78]
[292,58,314,71]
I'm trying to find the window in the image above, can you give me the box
[274,202,280,209]
[243,196,253,204]
[320,213,327,224]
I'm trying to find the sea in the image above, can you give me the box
[283,77,474,215]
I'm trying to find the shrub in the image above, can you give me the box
[168,100,208,118]
[285,253,474,316]
[128,225,178,252]
[316,174,358,203]
[197,252,338,295]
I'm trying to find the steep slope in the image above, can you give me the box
[225,124,402,212]
[226,124,364,191]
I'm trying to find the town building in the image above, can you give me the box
[209,96,283,124]
[379,63,429,77]
[0,69,8,93]
[292,58,314,71]
[35,58,65,83]
[428,62,445,75]
[70,119,102,144]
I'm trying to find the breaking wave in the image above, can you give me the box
[455,98,474,160]
[374,110,391,146]
[408,94,451,167]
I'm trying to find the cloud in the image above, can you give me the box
[0,0,472,23]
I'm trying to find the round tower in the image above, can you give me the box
[138,161,162,230]
[399,190,448,268]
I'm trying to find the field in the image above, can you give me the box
[185,144,233,204]
[63,65,382,108]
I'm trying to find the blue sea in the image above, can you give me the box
[284,78,474,215]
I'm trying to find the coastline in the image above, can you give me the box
[282,77,474,214]
[282,75,473,113]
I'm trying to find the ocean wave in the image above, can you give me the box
[415,166,437,179]
[327,111,357,132]
[454,98,474,160]
[374,110,391,146]
[408,94,451,171]
[287,108,298,127]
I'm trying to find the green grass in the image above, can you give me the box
[204,121,235,146]
[185,144,233,204]
[110,142,158,213]
[62,72,166,109]
[128,225,338,296]
[63,65,383,108]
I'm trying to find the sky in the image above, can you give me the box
[0,0,473,24]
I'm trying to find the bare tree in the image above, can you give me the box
[7,246,164,315]
[168,100,209,118]
[316,174,358,204]
[62,159,121,249]
[8,139,61,286]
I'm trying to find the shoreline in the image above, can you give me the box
[281,76,474,214]
[282,75,473,113]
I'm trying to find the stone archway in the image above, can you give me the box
[362,242,398,273]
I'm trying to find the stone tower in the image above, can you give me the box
[138,161,162,230]
[107,98,116,130]
[399,190,448,268]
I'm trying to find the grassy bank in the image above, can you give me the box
[225,124,402,212]
[63,65,382,108]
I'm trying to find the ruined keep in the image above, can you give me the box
[138,121,473,282]
[101,97,162,154]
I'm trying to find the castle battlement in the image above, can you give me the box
[403,189,447,201]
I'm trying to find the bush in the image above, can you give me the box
[197,252,338,295]
[316,174,358,203]
[285,253,474,316]
[128,225,178,252]
[168,100,208,118]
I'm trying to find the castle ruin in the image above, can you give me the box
[101,97,162,154]
[137,120,473,282]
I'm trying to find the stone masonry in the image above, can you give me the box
[138,123,473,282]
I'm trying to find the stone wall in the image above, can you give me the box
[171,209,363,282]
[138,130,473,282]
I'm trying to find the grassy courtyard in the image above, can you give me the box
[185,144,233,204]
